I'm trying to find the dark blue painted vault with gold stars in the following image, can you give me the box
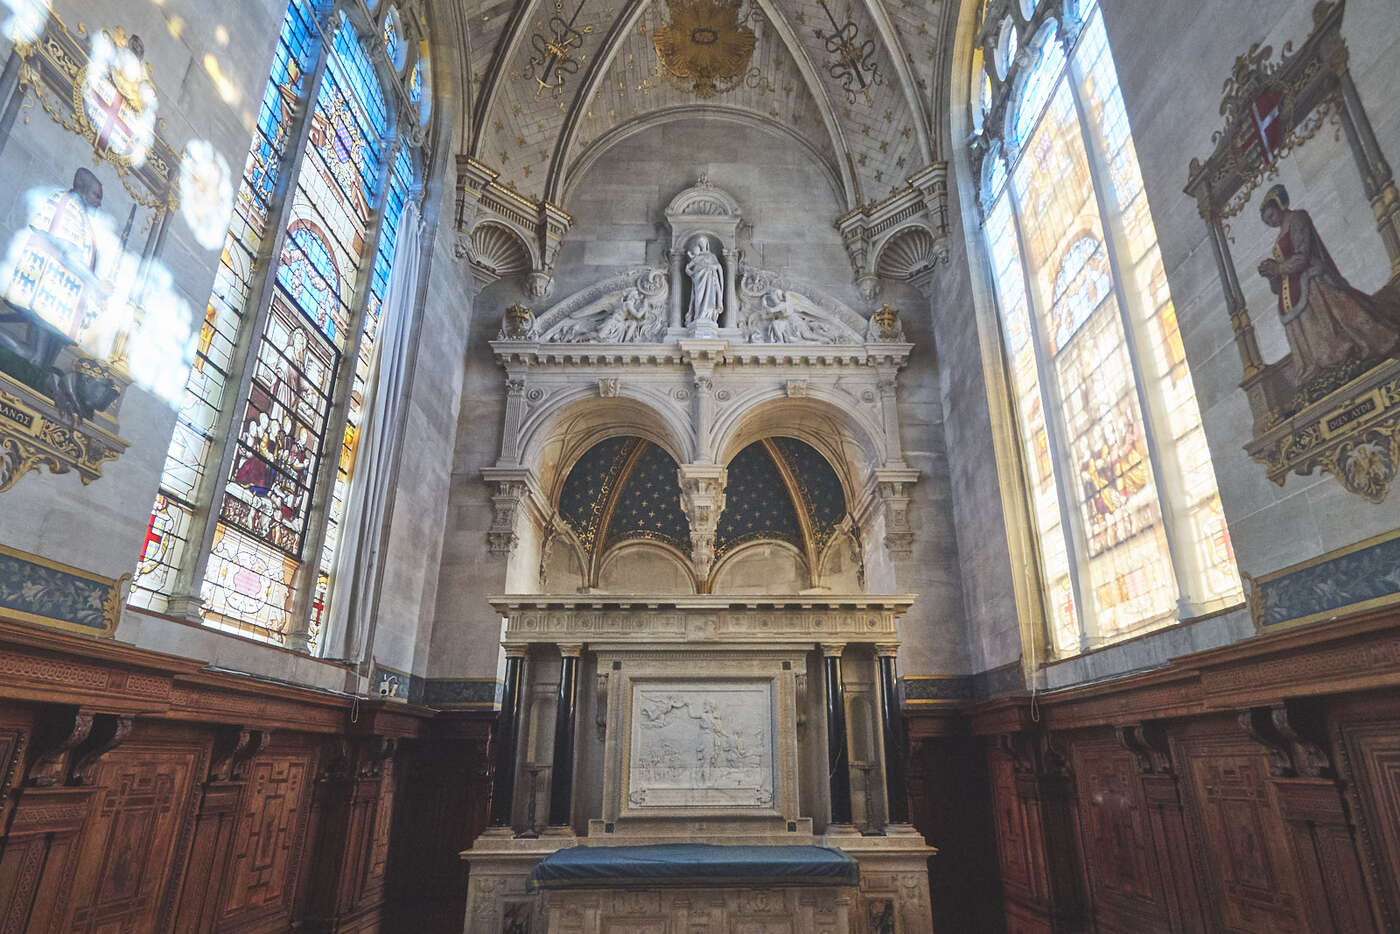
[556,435,849,575]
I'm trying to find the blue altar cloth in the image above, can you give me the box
[529,844,859,889]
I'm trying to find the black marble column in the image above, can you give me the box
[877,646,910,824]
[488,648,525,828]
[547,644,582,827]
[823,644,853,826]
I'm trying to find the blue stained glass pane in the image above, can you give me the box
[331,15,388,138]
[409,60,423,103]
[278,226,341,341]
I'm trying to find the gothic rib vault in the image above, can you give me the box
[453,0,954,298]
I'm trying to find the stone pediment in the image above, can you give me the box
[736,267,867,344]
[532,268,671,343]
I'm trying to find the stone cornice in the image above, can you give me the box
[490,594,916,646]
[490,340,914,370]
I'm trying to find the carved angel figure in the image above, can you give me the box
[756,289,840,345]
[537,270,669,343]
[596,288,665,343]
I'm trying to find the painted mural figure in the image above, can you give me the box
[685,236,724,326]
[1,169,109,368]
[1256,184,1400,384]
[0,168,122,423]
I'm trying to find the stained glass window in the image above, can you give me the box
[134,1,428,651]
[132,0,322,609]
[972,0,1240,654]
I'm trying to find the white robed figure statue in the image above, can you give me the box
[685,236,724,327]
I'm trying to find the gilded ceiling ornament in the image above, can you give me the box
[525,0,595,99]
[651,0,757,98]
[814,0,883,106]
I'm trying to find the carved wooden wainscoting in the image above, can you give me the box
[908,607,1400,934]
[0,620,492,934]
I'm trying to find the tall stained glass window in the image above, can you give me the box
[970,0,1241,655]
[132,0,432,650]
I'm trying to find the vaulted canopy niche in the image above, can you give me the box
[543,433,861,593]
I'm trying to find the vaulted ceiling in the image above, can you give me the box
[458,0,953,214]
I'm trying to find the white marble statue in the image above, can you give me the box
[685,237,724,326]
[755,289,844,343]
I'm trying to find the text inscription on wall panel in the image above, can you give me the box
[1174,727,1307,932]
[66,739,205,932]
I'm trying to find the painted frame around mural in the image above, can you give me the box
[0,543,127,637]
[1247,526,1400,633]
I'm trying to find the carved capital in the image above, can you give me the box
[524,270,554,298]
[485,473,532,557]
[875,471,918,558]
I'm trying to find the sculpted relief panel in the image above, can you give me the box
[627,681,775,809]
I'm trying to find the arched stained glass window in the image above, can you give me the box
[970,0,1241,655]
[132,0,430,650]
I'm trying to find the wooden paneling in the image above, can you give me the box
[910,606,1400,934]
[0,620,492,934]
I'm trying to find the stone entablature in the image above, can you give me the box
[491,595,915,645]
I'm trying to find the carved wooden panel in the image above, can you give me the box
[1173,723,1307,932]
[366,759,396,890]
[218,749,316,925]
[1067,733,1167,932]
[1331,700,1400,930]
[988,747,1035,902]
[62,732,205,932]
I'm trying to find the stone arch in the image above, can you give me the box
[709,540,811,595]
[713,394,889,504]
[518,394,693,508]
[597,541,699,594]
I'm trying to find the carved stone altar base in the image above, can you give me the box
[461,597,935,933]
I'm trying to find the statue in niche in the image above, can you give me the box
[685,236,724,326]
[1256,184,1400,388]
